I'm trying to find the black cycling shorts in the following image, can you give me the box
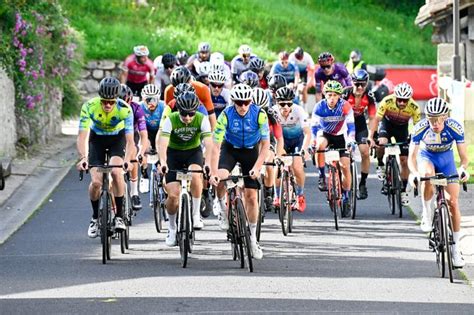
[322,132,348,158]
[147,129,158,151]
[218,141,259,189]
[377,118,409,156]
[354,115,368,143]
[165,147,203,183]
[89,130,126,166]
[126,80,147,97]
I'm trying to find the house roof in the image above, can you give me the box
[415,0,474,27]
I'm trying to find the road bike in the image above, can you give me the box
[144,151,167,233]
[379,142,406,218]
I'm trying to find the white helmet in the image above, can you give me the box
[198,42,211,53]
[210,52,225,65]
[425,97,450,116]
[208,71,227,84]
[133,45,149,57]
[394,82,413,99]
[153,55,164,72]
[197,61,211,76]
[230,83,253,101]
[252,88,270,108]
[211,63,224,73]
[238,44,252,55]
[141,84,160,98]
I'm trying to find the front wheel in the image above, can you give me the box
[440,203,454,282]
[153,174,164,233]
[279,170,291,236]
[236,198,253,273]
[178,194,190,268]
[350,160,358,219]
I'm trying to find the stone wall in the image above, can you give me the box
[77,60,122,101]
[0,68,17,157]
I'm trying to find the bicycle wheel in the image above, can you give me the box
[279,170,291,236]
[350,160,358,219]
[430,209,445,278]
[236,198,253,272]
[256,182,264,242]
[328,166,339,231]
[440,203,454,282]
[391,160,403,218]
[228,203,240,262]
[99,192,110,264]
[178,194,190,268]
[288,178,296,233]
[153,174,164,233]
[230,200,244,268]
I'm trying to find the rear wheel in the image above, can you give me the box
[153,173,163,233]
[178,194,190,268]
[236,198,253,273]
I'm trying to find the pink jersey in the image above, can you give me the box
[123,54,155,84]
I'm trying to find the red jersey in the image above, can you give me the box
[123,54,155,84]
[342,87,376,118]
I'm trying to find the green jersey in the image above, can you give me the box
[160,111,211,150]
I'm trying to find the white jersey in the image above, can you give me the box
[289,52,314,74]
[272,104,309,139]
[231,54,257,77]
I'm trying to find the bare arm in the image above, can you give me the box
[211,141,222,175]
[158,136,170,167]
[456,142,469,170]
[208,113,217,131]
[76,129,89,160]
[407,142,419,174]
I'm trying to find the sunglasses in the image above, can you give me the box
[321,65,332,69]
[354,82,366,87]
[396,98,409,104]
[179,110,196,117]
[210,83,224,88]
[242,54,251,58]
[101,99,116,106]
[234,100,251,107]
[146,97,159,104]
[278,101,293,107]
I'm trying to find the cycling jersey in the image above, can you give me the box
[211,88,231,118]
[79,97,133,135]
[271,104,309,139]
[289,52,314,75]
[123,54,155,84]
[311,98,355,139]
[159,102,208,130]
[129,101,147,132]
[270,62,299,84]
[140,100,166,131]
[230,55,256,77]
[164,80,215,114]
[345,60,367,74]
[160,111,211,151]
[264,107,283,140]
[213,104,269,148]
[376,94,421,125]
[154,68,171,97]
[412,118,464,153]
[315,63,352,90]
[342,87,376,118]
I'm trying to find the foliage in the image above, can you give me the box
[59,0,435,65]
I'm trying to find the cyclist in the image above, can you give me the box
[186,42,212,77]
[367,82,421,205]
[252,87,284,212]
[210,52,232,88]
[164,66,216,130]
[342,69,376,199]
[249,57,268,89]
[195,61,211,86]
[311,80,356,217]
[120,45,155,96]
[345,49,367,74]
[210,84,270,259]
[239,70,260,88]
[76,77,134,237]
[269,51,299,88]
[176,50,189,66]
[314,52,352,102]
[272,86,311,212]
[289,47,314,105]
[267,74,288,105]
[154,53,177,100]
[159,92,213,245]
[208,71,231,118]
[140,84,165,151]
[118,84,149,210]
[231,44,256,83]
[408,97,469,267]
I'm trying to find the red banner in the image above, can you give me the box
[382,68,437,100]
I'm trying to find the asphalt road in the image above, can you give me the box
[0,164,473,314]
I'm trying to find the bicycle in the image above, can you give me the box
[166,168,207,268]
[414,174,467,283]
[256,161,276,242]
[144,151,167,233]
[222,164,253,272]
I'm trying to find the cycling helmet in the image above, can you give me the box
[208,71,226,84]
[394,82,413,99]
[175,91,200,112]
[133,45,149,57]
[197,61,211,77]
[211,63,224,73]
[351,69,369,83]
[249,57,265,73]
[350,49,362,62]
[275,86,295,101]
[162,53,177,69]
[170,66,191,86]
[318,52,334,65]
[198,42,211,53]
[323,80,343,95]
[268,74,287,91]
[210,52,225,65]
[252,88,270,108]
[141,84,160,98]
[176,50,189,65]
[239,70,259,88]
[98,77,121,99]
[173,83,195,99]
[118,84,133,102]
[230,83,253,101]
[294,47,304,60]
[278,51,289,61]
[425,97,450,116]
[238,44,252,55]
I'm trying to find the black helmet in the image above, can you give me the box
[249,57,265,73]
[175,91,199,112]
[118,84,133,102]
[351,69,369,83]
[275,86,295,101]
[162,53,177,69]
[98,77,121,99]
[170,66,191,87]
[239,70,259,88]
[268,74,287,92]
[176,50,189,66]
[295,47,304,59]
[173,83,195,99]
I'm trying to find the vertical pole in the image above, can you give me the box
[453,0,461,80]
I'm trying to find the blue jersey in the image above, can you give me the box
[213,104,269,148]
[311,98,355,138]
[270,62,299,83]
[211,88,230,118]
[411,118,464,153]
[140,100,166,131]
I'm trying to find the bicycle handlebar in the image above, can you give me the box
[413,173,468,196]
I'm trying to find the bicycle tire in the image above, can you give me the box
[230,199,245,268]
[178,193,190,268]
[236,198,253,272]
[279,170,291,236]
[328,165,339,231]
[440,203,454,282]
[99,191,110,264]
[431,209,446,278]
[391,160,403,218]
[289,179,295,233]
[350,160,358,219]
[153,174,164,233]
[256,182,264,242]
